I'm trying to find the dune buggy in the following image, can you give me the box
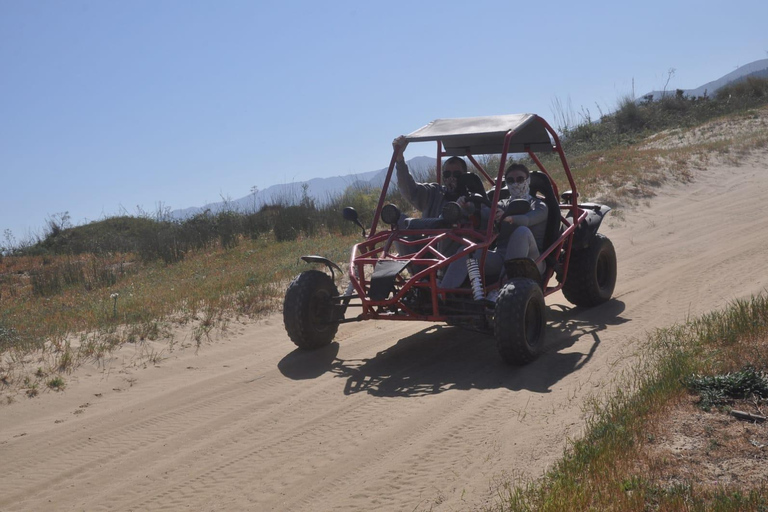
[283,114,617,365]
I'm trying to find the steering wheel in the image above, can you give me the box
[466,192,491,209]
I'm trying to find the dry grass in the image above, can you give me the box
[641,393,767,491]
[0,233,356,397]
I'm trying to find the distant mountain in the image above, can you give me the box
[640,58,768,101]
[170,156,435,219]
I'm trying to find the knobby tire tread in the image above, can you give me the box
[562,233,617,307]
[494,278,545,365]
[283,270,339,349]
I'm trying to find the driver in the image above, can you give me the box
[392,135,471,217]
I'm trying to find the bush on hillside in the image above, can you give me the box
[562,77,768,154]
[717,76,768,100]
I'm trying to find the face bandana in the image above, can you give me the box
[507,177,530,200]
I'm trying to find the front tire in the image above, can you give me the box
[562,233,617,307]
[283,270,341,349]
[494,278,546,365]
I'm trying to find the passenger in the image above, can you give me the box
[489,163,548,275]
[439,163,548,290]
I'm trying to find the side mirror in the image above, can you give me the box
[342,207,366,237]
[561,190,578,203]
[342,207,358,222]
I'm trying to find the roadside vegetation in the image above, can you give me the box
[496,294,768,511]
[2,78,768,403]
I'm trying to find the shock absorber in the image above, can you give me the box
[466,255,485,301]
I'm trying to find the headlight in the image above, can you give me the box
[381,204,401,225]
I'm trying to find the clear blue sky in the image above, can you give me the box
[2,0,767,244]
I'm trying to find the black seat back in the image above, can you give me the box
[529,171,561,252]
[487,185,510,201]
[458,172,488,200]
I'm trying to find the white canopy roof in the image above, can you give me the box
[405,114,554,155]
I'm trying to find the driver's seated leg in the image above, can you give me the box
[438,250,504,291]
[438,254,469,290]
[505,226,546,274]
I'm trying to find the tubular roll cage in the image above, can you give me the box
[343,115,587,322]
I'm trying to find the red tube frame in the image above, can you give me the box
[358,115,586,321]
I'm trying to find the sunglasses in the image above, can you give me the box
[505,175,528,184]
[442,170,463,179]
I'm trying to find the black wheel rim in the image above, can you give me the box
[596,251,610,290]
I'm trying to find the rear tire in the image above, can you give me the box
[494,278,546,365]
[283,270,341,349]
[562,233,617,307]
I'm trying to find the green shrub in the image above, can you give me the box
[272,205,317,241]
[685,366,768,410]
[215,211,241,249]
[717,76,768,100]
[614,96,648,134]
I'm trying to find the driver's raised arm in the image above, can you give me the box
[393,135,408,164]
[393,135,432,213]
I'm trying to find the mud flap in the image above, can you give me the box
[573,204,611,249]
[301,255,344,281]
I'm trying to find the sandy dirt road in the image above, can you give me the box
[2,150,768,511]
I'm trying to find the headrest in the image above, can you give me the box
[529,171,554,199]
[458,172,486,197]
